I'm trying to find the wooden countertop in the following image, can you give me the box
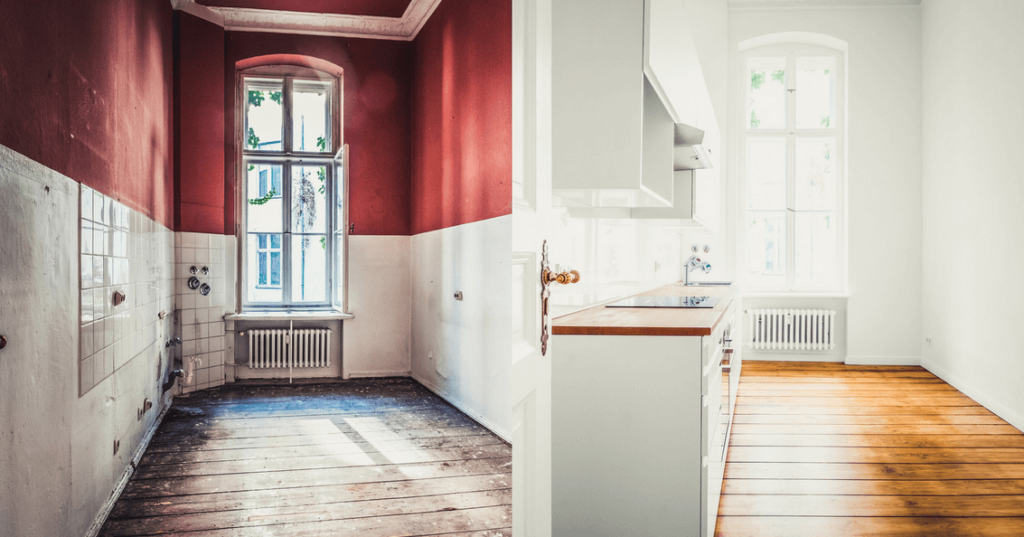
[552,283,736,336]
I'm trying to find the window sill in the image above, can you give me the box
[225,310,354,322]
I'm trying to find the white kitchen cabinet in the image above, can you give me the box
[551,294,742,537]
[551,0,674,208]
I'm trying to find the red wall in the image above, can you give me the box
[224,33,414,236]
[175,13,226,234]
[410,0,513,235]
[0,0,175,227]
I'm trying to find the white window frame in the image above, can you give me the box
[738,43,848,293]
[236,65,348,312]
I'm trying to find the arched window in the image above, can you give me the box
[237,61,346,310]
[739,35,846,292]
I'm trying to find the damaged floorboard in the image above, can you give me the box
[101,378,512,537]
[716,361,1024,537]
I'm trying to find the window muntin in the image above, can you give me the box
[241,71,342,310]
[741,46,845,292]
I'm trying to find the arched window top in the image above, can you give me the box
[739,32,848,53]
[237,54,344,79]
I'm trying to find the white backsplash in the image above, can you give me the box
[547,209,685,316]
[174,232,236,394]
[79,186,175,395]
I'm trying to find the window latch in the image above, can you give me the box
[349,223,355,233]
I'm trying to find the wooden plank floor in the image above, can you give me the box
[101,378,511,537]
[716,361,1024,537]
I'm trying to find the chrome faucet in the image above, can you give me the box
[683,255,712,286]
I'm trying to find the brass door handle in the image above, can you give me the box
[543,269,580,285]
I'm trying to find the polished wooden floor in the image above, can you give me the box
[100,378,511,536]
[716,361,1024,537]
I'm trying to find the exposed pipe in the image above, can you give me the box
[162,369,183,392]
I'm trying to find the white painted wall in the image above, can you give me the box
[728,5,923,365]
[344,235,412,378]
[0,144,176,537]
[920,0,1024,430]
[410,216,512,439]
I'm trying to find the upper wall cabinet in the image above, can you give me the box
[551,0,720,212]
[551,0,674,208]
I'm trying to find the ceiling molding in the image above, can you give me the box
[169,0,442,41]
[170,0,225,26]
[729,0,920,8]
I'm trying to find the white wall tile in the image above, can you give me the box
[80,185,176,393]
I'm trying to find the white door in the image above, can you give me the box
[511,0,553,534]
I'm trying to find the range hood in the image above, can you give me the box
[674,123,713,170]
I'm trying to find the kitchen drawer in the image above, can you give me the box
[701,298,737,395]
[701,365,724,457]
[702,298,737,367]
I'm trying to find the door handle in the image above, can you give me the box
[543,269,580,285]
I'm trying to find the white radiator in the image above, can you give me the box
[248,328,332,369]
[746,309,836,351]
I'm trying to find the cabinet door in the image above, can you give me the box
[552,0,644,192]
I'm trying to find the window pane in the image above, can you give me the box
[796,57,836,129]
[258,251,267,285]
[747,138,787,210]
[746,211,786,287]
[795,138,836,211]
[247,234,283,303]
[795,212,836,287]
[291,235,327,303]
[245,79,283,151]
[292,166,328,234]
[748,58,786,129]
[293,80,330,152]
[270,252,281,286]
[247,163,283,232]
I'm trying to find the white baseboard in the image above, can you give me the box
[923,359,1024,434]
[743,352,844,363]
[84,391,173,537]
[845,355,921,366]
[410,371,511,443]
[347,370,411,379]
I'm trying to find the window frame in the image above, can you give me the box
[738,43,847,293]
[236,65,348,312]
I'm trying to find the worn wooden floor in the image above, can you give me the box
[101,378,511,536]
[716,361,1024,537]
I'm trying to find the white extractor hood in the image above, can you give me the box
[674,123,713,170]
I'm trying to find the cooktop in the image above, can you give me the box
[606,295,722,309]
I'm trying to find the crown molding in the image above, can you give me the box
[169,0,443,41]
